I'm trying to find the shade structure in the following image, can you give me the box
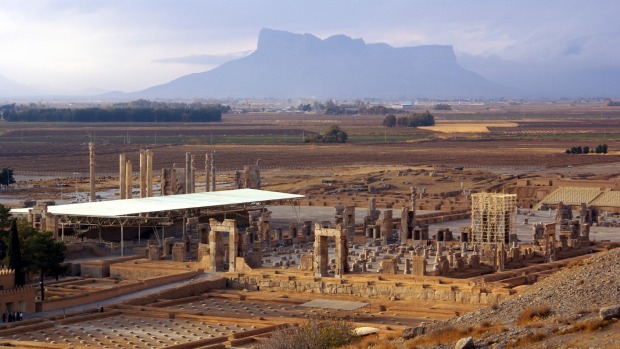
[45,188,303,217]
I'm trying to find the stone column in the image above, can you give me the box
[243,165,251,189]
[146,150,153,197]
[400,206,409,243]
[125,160,133,199]
[89,142,96,202]
[254,159,261,189]
[205,153,211,192]
[190,154,196,193]
[410,186,417,225]
[119,154,126,199]
[185,152,191,194]
[210,152,216,192]
[139,149,146,198]
[334,229,348,277]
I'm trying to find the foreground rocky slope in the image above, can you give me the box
[400,246,620,348]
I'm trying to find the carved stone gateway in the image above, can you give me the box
[313,224,348,278]
[208,218,238,272]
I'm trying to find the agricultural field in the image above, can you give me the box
[0,102,619,176]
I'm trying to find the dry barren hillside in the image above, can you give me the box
[392,246,620,349]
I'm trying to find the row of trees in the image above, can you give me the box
[383,110,436,127]
[4,106,223,123]
[297,101,403,115]
[565,144,608,154]
[0,205,66,292]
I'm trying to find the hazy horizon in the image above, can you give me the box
[1,0,618,97]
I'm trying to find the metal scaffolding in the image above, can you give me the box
[470,193,517,245]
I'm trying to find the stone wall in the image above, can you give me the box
[226,272,511,304]
[110,260,198,280]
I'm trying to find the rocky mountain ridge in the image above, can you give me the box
[131,28,516,99]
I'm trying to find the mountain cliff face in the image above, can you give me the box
[135,28,515,99]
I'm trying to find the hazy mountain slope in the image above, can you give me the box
[133,28,516,99]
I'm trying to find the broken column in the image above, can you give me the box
[380,210,393,245]
[411,255,427,276]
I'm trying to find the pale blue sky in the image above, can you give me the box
[0,0,618,93]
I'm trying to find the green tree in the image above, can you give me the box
[0,168,15,187]
[0,204,11,230]
[382,114,397,127]
[406,110,435,127]
[22,230,67,290]
[0,204,11,263]
[8,219,25,286]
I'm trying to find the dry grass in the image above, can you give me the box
[505,331,547,348]
[517,305,551,324]
[341,336,401,349]
[419,124,490,133]
[559,318,612,334]
[405,322,506,348]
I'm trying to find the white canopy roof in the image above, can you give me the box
[40,189,302,218]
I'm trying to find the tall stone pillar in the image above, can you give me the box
[146,150,153,197]
[139,149,146,198]
[89,142,96,202]
[125,160,133,199]
[185,152,191,194]
[410,186,417,226]
[205,153,211,192]
[210,152,216,192]
[254,159,261,189]
[190,154,196,194]
[119,154,126,199]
